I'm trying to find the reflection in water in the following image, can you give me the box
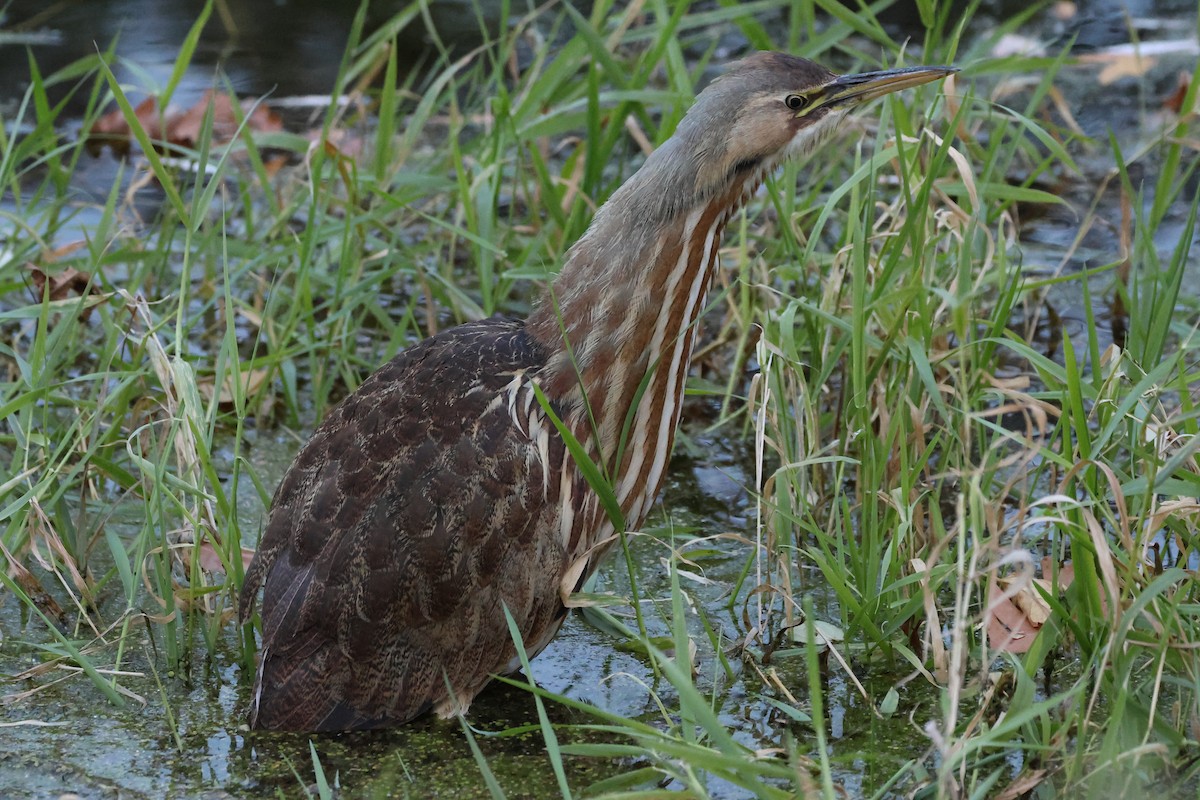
[0,0,514,111]
[1,0,329,109]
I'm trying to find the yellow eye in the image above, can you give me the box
[785,94,808,111]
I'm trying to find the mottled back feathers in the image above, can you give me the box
[240,319,571,730]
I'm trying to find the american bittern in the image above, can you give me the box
[239,52,954,731]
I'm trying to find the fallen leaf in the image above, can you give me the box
[166,89,282,149]
[985,584,1039,654]
[85,91,282,154]
[1165,71,1191,114]
[26,240,93,302]
[44,239,88,262]
[87,96,162,155]
[1041,556,1075,590]
[1072,41,1200,86]
[310,126,368,160]
[989,558,1108,652]
[0,537,65,625]
[25,243,106,323]
[995,768,1049,800]
[198,542,256,574]
[999,574,1052,626]
[788,619,845,644]
[196,366,272,407]
[27,265,91,302]
[879,687,900,717]
[1041,556,1111,614]
[1092,52,1156,85]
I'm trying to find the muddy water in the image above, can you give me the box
[2,0,1199,798]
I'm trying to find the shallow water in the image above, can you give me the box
[0,429,939,798]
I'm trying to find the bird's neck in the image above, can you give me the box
[526,157,762,525]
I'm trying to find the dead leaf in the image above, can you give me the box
[25,240,98,312]
[309,126,368,160]
[85,91,282,155]
[197,542,256,574]
[166,89,282,149]
[986,583,1039,654]
[27,265,92,302]
[995,768,1050,800]
[1165,71,1191,114]
[44,240,88,262]
[86,96,163,155]
[1042,556,1075,590]
[999,575,1053,626]
[1095,53,1156,85]
[196,366,271,407]
[987,559,1083,652]
[0,537,65,625]
[1077,44,1162,85]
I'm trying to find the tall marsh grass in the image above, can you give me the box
[1,0,1198,797]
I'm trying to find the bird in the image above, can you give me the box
[238,52,955,731]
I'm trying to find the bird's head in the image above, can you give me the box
[574,52,955,267]
[681,52,956,192]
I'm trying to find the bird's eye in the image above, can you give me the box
[785,94,808,111]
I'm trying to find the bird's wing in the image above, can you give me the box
[239,318,572,729]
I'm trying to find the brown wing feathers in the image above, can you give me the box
[239,319,568,730]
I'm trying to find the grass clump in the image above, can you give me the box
[1,0,1198,797]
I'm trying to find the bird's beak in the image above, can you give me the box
[811,65,957,112]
